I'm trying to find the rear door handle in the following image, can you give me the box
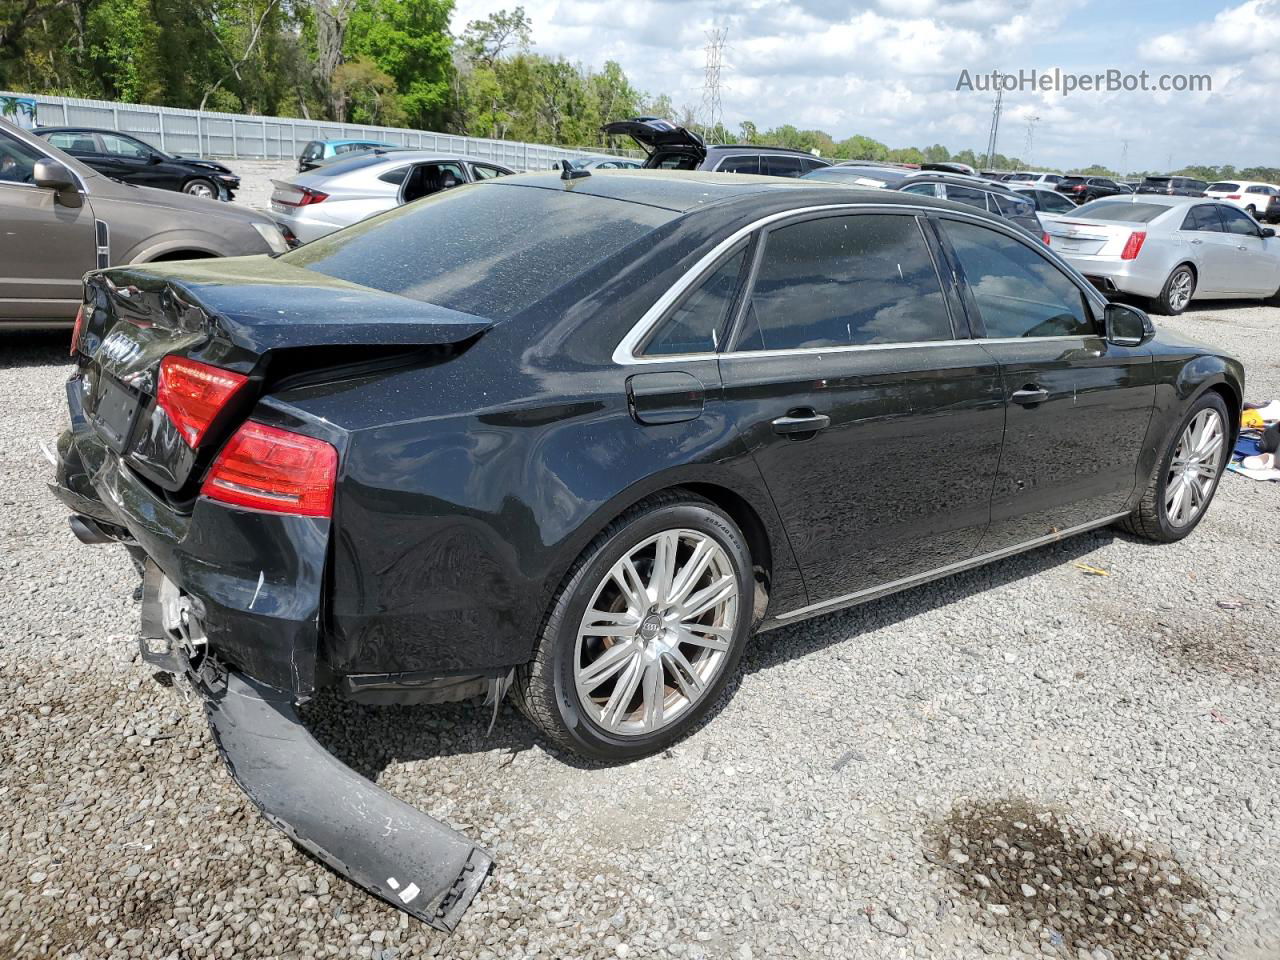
[1010,386,1050,406]
[772,411,831,436]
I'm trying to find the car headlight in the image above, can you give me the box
[251,221,291,255]
[214,173,238,182]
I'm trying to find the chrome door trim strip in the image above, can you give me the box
[775,512,1131,621]
[612,202,911,366]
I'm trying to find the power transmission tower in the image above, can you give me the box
[984,85,1003,169]
[1121,140,1129,176]
[699,27,727,144]
[1024,116,1040,166]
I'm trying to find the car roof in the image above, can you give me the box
[34,126,131,135]
[705,144,824,157]
[307,150,510,175]
[905,171,1021,193]
[480,169,1023,221]
[1088,195,1200,208]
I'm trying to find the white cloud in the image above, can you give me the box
[451,0,1280,172]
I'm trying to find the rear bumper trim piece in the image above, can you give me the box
[200,667,492,932]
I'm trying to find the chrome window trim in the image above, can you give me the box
[614,202,950,366]
[613,201,1109,366]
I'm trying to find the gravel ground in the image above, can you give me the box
[2,302,1278,960]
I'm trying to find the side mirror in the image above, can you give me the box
[1261,227,1275,238]
[148,153,163,164]
[1104,302,1155,347]
[33,158,82,207]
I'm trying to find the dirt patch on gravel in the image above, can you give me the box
[929,798,1214,959]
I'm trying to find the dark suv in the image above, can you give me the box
[1055,176,1124,204]
[601,117,831,178]
[1137,176,1208,198]
[894,172,1044,239]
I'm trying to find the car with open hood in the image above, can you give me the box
[35,126,241,200]
[601,117,830,176]
[51,167,1243,929]
[0,117,288,329]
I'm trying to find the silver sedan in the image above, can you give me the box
[1043,195,1280,314]
[270,150,515,244]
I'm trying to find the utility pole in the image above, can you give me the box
[1024,116,1040,167]
[984,85,1003,169]
[699,27,727,144]
[1120,140,1129,176]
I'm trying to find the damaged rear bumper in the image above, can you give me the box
[201,667,492,931]
[133,562,492,932]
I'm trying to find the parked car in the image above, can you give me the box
[1205,181,1280,219]
[895,172,1045,239]
[1056,176,1125,204]
[1003,171,1065,187]
[1137,176,1208,198]
[601,117,831,176]
[0,118,287,329]
[270,150,515,244]
[53,169,1243,929]
[34,126,240,200]
[1042,195,1280,314]
[573,155,642,170]
[1009,184,1084,219]
[1264,194,1280,225]
[297,138,396,173]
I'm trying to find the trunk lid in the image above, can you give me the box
[601,118,706,161]
[1043,218,1145,257]
[76,255,491,491]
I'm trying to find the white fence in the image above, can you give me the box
[2,91,635,171]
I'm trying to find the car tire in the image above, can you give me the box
[1153,264,1196,315]
[1246,204,1258,218]
[182,178,217,199]
[513,491,753,762]
[1118,390,1229,543]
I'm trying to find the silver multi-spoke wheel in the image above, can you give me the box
[574,529,738,736]
[1168,270,1194,312]
[1165,408,1224,527]
[184,180,215,198]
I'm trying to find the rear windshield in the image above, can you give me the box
[282,182,675,321]
[801,166,904,186]
[307,153,395,177]
[1142,177,1172,185]
[1071,200,1172,222]
[1208,182,1239,191]
[1060,177,1086,184]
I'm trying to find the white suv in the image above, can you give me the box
[1206,181,1279,219]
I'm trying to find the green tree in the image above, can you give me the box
[923,143,950,163]
[346,0,452,127]
[835,134,888,161]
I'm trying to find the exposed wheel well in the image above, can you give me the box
[1205,380,1242,447]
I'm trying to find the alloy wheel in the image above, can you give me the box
[1165,408,1224,527]
[573,528,738,736]
[185,181,214,198]
[1169,270,1194,312]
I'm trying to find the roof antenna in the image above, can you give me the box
[559,159,590,181]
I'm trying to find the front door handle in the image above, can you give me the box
[1010,386,1050,406]
[1189,238,1203,245]
[772,410,831,436]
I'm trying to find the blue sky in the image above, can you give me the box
[451,0,1279,172]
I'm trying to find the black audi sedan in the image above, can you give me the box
[34,126,240,199]
[53,170,1241,926]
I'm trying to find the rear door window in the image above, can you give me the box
[760,155,803,178]
[942,185,990,210]
[716,155,760,175]
[401,162,466,202]
[643,245,747,356]
[99,134,150,159]
[1181,205,1224,232]
[733,213,953,351]
[942,220,1093,339]
[992,193,1034,219]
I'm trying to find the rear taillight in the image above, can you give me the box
[1227,194,1241,200]
[201,422,337,518]
[277,187,328,207]
[156,356,249,447]
[70,303,87,356]
[1072,185,1085,192]
[1042,232,1051,245]
[1121,231,1147,260]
